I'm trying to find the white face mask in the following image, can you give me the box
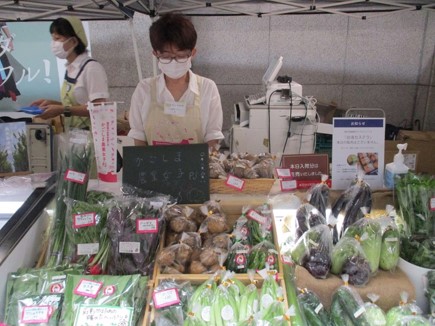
[158,58,192,79]
[51,38,73,59]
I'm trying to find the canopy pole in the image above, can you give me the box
[129,18,142,81]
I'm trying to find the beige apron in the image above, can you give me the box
[61,59,94,131]
[144,76,203,145]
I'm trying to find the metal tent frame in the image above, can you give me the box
[0,0,434,22]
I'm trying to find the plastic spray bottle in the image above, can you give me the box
[384,143,409,189]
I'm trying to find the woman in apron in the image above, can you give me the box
[128,13,224,149]
[31,16,109,132]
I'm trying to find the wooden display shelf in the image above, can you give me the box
[210,178,275,195]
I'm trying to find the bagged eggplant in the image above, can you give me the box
[306,174,330,218]
[343,209,382,274]
[291,224,333,279]
[294,203,327,240]
[331,237,371,286]
[330,175,372,243]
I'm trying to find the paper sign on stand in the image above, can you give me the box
[331,118,385,189]
[88,102,118,182]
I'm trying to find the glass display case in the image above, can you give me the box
[0,175,55,321]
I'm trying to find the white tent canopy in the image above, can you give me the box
[1,0,434,22]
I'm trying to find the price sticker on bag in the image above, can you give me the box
[246,209,267,225]
[74,279,103,298]
[119,241,141,254]
[21,306,51,323]
[280,179,297,191]
[153,288,181,309]
[275,168,292,179]
[225,174,245,191]
[77,243,99,255]
[430,197,435,211]
[136,218,159,233]
[73,212,96,228]
[64,169,87,184]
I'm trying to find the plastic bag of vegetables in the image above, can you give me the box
[330,175,372,244]
[293,203,327,241]
[363,293,387,326]
[378,209,401,271]
[184,278,216,325]
[343,210,382,274]
[331,237,371,286]
[106,195,167,276]
[330,275,371,326]
[210,281,240,325]
[152,279,194,326]
[385,292,424,326]
[298,288,331,326]
[238,270,260,322]
[246,203,273,245]
[61,273,148,326]
[231,207,253,249]
[291,224,333,279]
[306,174,330,218]
[395,315,432,326]
[248,238,278,271]
[226,238,249,273]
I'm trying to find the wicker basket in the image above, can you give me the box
[209,178,275,195]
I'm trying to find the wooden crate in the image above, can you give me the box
[143,199,288,325]
[210,178,275,195]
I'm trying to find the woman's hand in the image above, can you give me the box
[36,104,64,120]
[30,99,61,107]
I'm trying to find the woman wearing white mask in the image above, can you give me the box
[31,16,109,131]
[128,13,224,148]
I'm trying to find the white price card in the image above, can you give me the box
[21,306,51,323]
[64,169,87,184]
[74,279,103,298]
[74,305,133,326]
[77,243,99,255]
[431,197,435,211]
[119,241,141,254]
[280,179,297,191]
[246,209,267,224]
[73,212,96,228]
[225,174,245,191]
[275,168,292,179]
[153,288,181,309]
[136,218,159,234]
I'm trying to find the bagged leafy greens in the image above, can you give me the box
[363,293,387,326]
[61,273,148,326]
[385,292,424,326]
[378,210,401,271]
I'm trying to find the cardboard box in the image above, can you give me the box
[385,130,435,175]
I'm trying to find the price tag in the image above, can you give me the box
[74,305,133,326]
[315,303,323,314]
[21,306,51,323]
[153,288,181,309]
[281,255,294,265]
[275,168,292,179]
[225,174,245,191]
[354,306,366,318]
[73,212,96,228]
[64,169,87,184]
[246,209,267,224]
[431,197,435,211]
[119,241,141,254]
[136,218,159,234]
[77,243,99,255]
[280,179,297,191]
[74,279,103,298]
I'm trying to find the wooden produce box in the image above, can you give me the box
[144,199,288,325]
[210,178,275,195]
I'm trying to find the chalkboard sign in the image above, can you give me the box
[123,144,210,204]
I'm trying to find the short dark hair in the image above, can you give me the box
[50,18,87,55]
[149,13,197,52]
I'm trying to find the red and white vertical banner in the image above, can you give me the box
[88,101,118,182]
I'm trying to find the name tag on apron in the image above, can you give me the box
[164,101,187,117]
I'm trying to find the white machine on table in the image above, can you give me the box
[231,56,318,155]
